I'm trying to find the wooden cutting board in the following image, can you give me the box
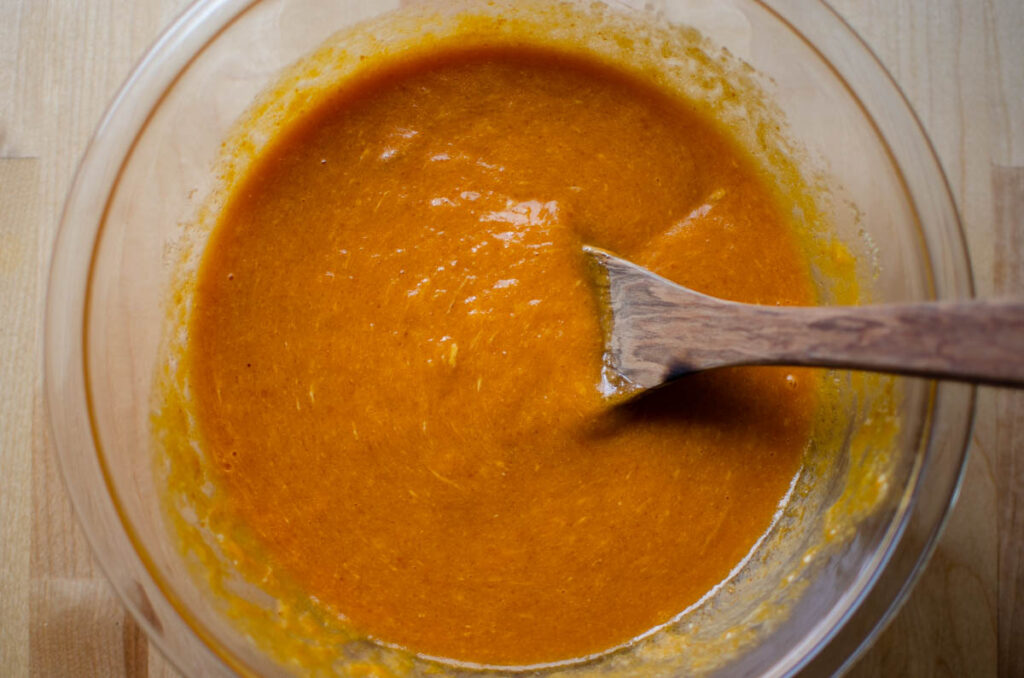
[1,1,1020,675]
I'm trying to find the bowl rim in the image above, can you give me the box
[45,0,975,676]
[762,2,976,674]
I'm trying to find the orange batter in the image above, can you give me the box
[189,46,817,666]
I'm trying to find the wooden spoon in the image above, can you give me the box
[583,245,1024,395]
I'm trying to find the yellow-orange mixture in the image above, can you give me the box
[189,46,818,666]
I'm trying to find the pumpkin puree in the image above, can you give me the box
[189,46,818,667]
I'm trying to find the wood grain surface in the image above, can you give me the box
[0,0,1020,676]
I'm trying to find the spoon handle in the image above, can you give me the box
[724,300,1024,387]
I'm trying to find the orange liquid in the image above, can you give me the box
[189,47,817,666]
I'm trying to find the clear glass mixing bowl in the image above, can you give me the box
[46,0,973,675]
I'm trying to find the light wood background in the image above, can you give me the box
[1,0,1021,675]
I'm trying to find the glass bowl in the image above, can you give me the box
[45,0,973,676]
